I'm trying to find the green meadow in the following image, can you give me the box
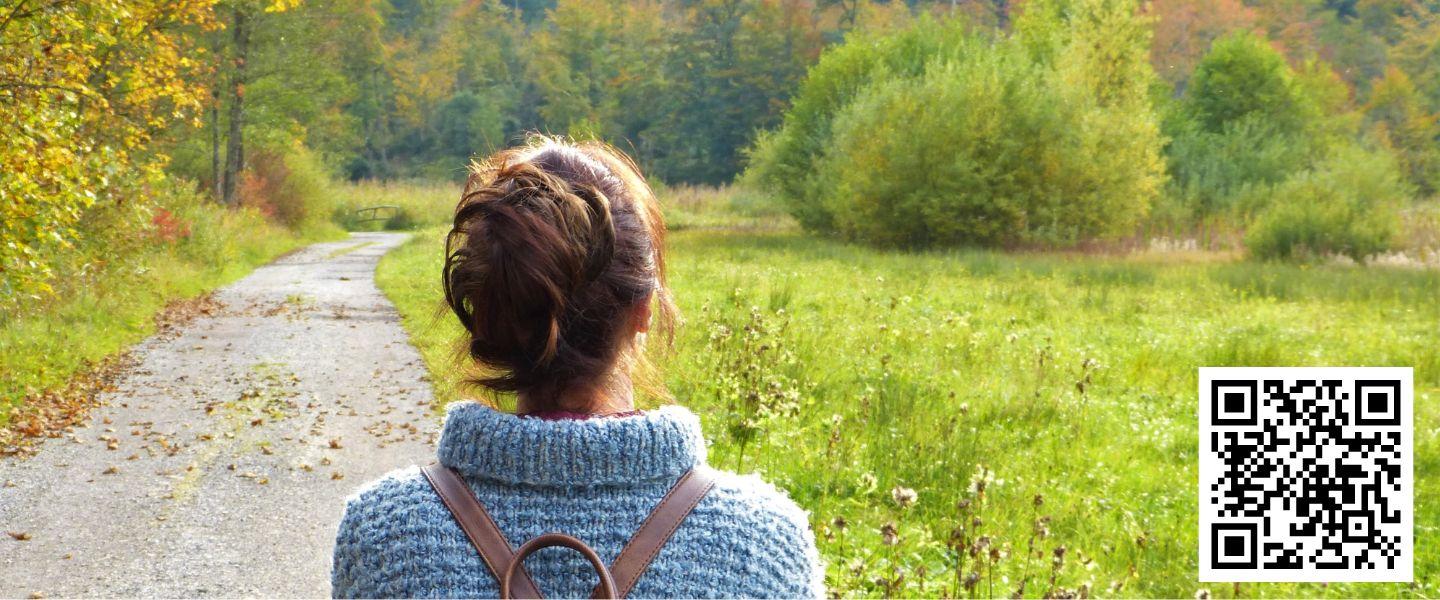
[376,206,1440,599]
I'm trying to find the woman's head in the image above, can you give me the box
[442,137,675,411]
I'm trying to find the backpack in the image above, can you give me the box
[421,464,716,599]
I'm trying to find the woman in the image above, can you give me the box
[331,138,823,599]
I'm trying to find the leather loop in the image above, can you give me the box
[592,467,716,599]
[420,464,542,599]
[423,462,715,600]
[503,533,618,599]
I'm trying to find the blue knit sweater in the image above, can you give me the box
[331,403,824,598]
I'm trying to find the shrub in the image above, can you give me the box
[744,17,971,233]
[1165,115,1317,217]
[1246,146,1410,262]
[750,1,1164,248]
[237,145,336,233]
[815,40,1160,247]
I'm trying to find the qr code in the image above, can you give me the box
[1199,367,1413,582]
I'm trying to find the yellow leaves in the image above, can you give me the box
[266,0,304,14]
[1,0,214,313]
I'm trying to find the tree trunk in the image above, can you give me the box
[210,86,221,201]
[221,7,250,206]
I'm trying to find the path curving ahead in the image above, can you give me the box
[0,232,438,598]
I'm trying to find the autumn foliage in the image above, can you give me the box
[0,1,215,308]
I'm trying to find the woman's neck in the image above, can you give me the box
[516,375,635,416]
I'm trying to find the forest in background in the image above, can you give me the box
[4,0,1440,315]
[6,2,1440,595]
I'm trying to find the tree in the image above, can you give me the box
[1186,31,1310,135]
[0,0,215,308]
[1145,0,1257,90]
[1365,65,1440,194]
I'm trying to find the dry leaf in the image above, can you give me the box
[8,531,32,541]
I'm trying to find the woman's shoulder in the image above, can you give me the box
[667,467,824,598]
[701,468,813,529]
[335,465,440,539]
[342,465,432,512]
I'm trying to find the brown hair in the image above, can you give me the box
[442,137,676,410]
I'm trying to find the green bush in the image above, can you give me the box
[1185,31,1314,136]
[744,17,970,233]
[748,2,1164,247]
[1246,146,1409,262]
[1165,115,1318,216]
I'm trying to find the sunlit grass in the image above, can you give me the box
[377,208,1438,598]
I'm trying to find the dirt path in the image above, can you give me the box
[0,232,438,598]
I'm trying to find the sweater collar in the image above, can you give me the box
[436,402,708,487]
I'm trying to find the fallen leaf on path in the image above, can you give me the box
[102,466,119,475]
[331,472,344,480]
[328,438,343,449]
[8,531,31,541]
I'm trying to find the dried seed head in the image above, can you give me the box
[1194,590,1211,600]
[890,485,918,509]
[1033,494,1044,507]
[963,572,981,590]
[880,522,899,546]
[832,516,848,532]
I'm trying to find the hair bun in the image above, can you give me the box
[442,139,672,406]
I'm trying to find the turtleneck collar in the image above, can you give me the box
[436,402,707,487]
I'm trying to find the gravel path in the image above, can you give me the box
[0,232,438,598]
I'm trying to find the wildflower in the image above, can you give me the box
[848,557,866,576]
[858,472,878,493]
[970,535,991,557]
[1053,545,1068,567]
[1194,590,1210,600]
[962,571,980,591]
[880,522,899,546]
[1033,494,1044,507]
[890,485,918,509]
[967,465,993,497]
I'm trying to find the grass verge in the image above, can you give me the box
[0,198,342,450]
[377,220,1438,598]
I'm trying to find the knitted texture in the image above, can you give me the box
[331,403,824,598]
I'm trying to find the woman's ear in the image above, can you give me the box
[632,293,653,334]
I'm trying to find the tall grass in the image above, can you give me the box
[377,222,1438,598]
[331,180,457,231]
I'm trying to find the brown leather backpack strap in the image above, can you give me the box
[420,463,543,599]
[592,467,717,599]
